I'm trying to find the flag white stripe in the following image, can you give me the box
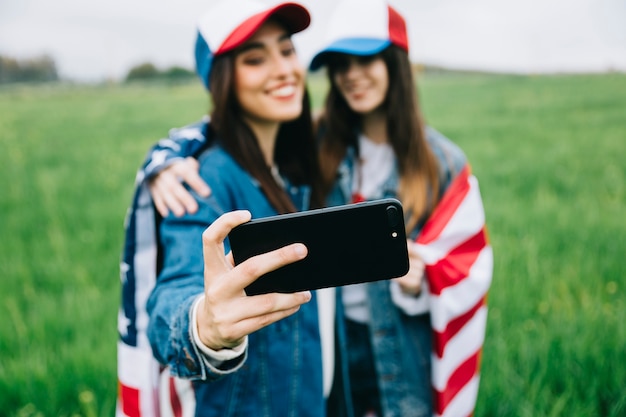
[435,375,481,417]
[133,184,158,349]
[118,342,159,387]
[117,342,160,417]
[159,368,196,417]
[429,246,493,331]
[174,377,196,417]
[432,306,487,391]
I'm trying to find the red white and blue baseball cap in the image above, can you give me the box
[195,0,311,90]
[309,0,408,71]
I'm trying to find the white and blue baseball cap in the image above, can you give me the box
[309,0,408,71]
[195,0,311,90]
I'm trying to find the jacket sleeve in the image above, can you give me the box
[140,118,209,181]
[146,191,246,380]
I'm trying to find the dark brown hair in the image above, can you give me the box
[207,45,322,213]
[317,45,441,231]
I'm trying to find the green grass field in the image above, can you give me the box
[1,73,625,416]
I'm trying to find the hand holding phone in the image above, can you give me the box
[228,199,409,295]
[197,210,312,350]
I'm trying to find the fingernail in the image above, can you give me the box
[293,244,307,258]
[236,210,251,221]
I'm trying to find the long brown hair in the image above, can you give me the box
[208,45,323,214]
[318,45,440,231]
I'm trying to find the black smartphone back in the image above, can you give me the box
[228,198,409,295]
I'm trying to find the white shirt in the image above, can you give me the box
[344,135,394,323]
[344,134,430,323]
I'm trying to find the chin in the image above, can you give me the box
[345,98,373,113]
[352,105,377,115]
[274,105,303,121]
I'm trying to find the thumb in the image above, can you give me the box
[202,210,251,288]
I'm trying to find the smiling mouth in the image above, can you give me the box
[348,89,368,99]
[269,85,297,98]
[344,84,369,97]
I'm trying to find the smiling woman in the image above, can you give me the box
[115,1,325,416]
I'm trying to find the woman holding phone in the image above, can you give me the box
[117,1,331,416]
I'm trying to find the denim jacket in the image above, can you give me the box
[326,127,467,417]
[146,143,325,417]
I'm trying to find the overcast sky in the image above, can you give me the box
[1,0,625,82]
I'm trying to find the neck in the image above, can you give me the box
[361,109,387,144]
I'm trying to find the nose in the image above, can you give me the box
[272,53,299,78]
[342,58,362,78]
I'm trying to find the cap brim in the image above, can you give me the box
[219,3,311,54]
[309,38,391,71]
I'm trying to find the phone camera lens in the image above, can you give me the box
[386,205,399,227]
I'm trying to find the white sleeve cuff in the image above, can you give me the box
[390,279,430,316]
[191,295,248,362]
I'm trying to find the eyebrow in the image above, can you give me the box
[238,33,292,54]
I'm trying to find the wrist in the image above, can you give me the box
[194,294,245,351]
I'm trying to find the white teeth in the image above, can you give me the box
[271,85,296,97]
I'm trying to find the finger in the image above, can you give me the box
[150,170,187,216]
[201,303,305,350]
[150,184,170,217]
[225,251,235,268]
[228,243,308,292]
[181,157,211,197]
[202,211,252,281]
[155,178,187,217]
[227,304,305,340]
[393,275,422,295]
[211,292,312,342]
[168,181,199,215]
[208,290,312,327]
[240,291,312,319]
[406,239,423,258]
[204,210,252,245]
[152,160,205,216]
[393,255,424,294]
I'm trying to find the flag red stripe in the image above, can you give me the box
[433,296,486,358]
[427,228,487,295]
[169,377,183,417]
[120,381,141,417]
[433,349,481,416]
[418,165,471,245]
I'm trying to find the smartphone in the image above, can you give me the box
[228,198,409,295]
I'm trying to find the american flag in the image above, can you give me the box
[415,164,493,417]
[116,179,195,417]
[116,124,207,417]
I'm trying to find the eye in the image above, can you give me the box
[242,55,265,66]
[357,55,377,65]
[281,45,296,57]
[328,55,350,73]
[279,38,296,58]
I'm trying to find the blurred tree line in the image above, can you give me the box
[0,54,59,84]
[0,53,196,84]
[125,62,195,82]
